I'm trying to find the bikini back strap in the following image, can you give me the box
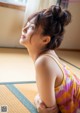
[44,54,65,77]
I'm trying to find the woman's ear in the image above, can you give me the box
[42,36,51,45]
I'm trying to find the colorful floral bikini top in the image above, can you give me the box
[45,54,80,113]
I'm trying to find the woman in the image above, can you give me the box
[19,5,80,113]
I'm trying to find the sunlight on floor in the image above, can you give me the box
[0,48,80,82]
[0,48,35,82]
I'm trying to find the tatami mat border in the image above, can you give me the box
[0,81,36,85]
[60,57,80,70]
[6,84,38,113]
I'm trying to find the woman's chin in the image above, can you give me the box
[19,38,25,46]
[19,38,22,44]
[19,39,28,48]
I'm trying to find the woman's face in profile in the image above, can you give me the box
[19,17,45,50]
[19,18,36,46]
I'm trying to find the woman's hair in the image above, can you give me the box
[27,5,71,50]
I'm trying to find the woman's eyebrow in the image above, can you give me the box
[31,24,35,27]
[29,23,36,28]
[29,22,35,25]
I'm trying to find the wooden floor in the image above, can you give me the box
[0,48,80,83]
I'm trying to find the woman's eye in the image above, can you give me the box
[29,26,35,30]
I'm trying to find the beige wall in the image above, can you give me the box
[60,2,80,50]
[0,2,80,49]
[0,6,24,48]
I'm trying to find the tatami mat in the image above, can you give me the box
[61,60,80,76]
[0,85,30,113]
[0,48,80,113]
[0,48,35,82]
[56,50,80,68]
[14,83,38,104]
[0,48,80,82]
[56,50,80,77]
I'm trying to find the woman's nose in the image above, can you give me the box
[22,27,27,34]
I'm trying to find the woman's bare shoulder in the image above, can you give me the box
[35,54,59,69]
[35,54,58,78]
[35,54,49,67]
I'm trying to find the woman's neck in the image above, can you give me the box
[27,48,55,62]
[27,48,44,62]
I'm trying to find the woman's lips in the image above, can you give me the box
[21,35,26,39]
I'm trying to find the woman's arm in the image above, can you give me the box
[35,55,59,113]
[34,94,59,113]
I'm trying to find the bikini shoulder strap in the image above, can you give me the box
[44,54,65,76]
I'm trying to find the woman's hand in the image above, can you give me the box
[34,94,59,113]
[34,94,45,112]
